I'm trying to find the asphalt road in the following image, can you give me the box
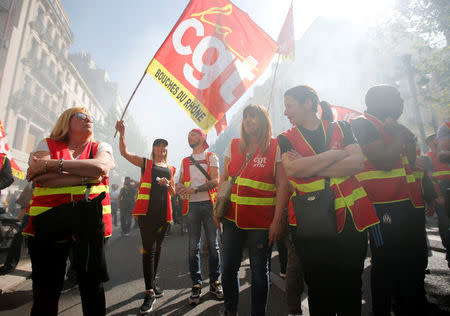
[0,223,449,315]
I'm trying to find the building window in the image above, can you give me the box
[65,71,71,85]
[24,75,32,93]
[26,125,43,154]
[28,38,38,59]
[35,85,42,101]
[37,7,44,23]
[63,91,68,106]
[40,52,48,69]
[13,118,26,150]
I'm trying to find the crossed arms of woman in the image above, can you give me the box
[27,150,115,187]
[281,143,364,179]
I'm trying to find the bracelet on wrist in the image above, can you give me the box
[43,160,48,174]
[57,159,64,174]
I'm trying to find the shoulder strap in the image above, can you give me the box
[142,158,147,174]
[85,144,95,197]
[324,122,334,188]
[232,152,256,182]
[188,156,211,181]
[325,122,334,149]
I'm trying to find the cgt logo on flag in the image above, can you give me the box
[147,0,277,133]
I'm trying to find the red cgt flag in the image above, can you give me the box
[318,105,362,121]
[330,105,362,121]
[277,1,295,61]
[0,120,25,180]
[146,0,278,134]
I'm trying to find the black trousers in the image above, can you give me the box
[28,237,106,316]
[370,200,427,316]
[295,215,367,316]
[120,201,133,234]
[5,215,29,267]
[138,214,168,290]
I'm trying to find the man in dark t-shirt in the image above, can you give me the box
[278,121,356,155]
[119,177,138,236]
[350,85,427,316]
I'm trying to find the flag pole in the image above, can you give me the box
[113,69,148,138]
[267,53,281,113]
[114,3,195,138]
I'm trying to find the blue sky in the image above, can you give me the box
[61,0,394,166]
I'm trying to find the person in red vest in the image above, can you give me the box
[25,107,114,316]
[351,85,428,316]
[437,121,450,250]
[428,130,450,268]
[216,104,290,316]
[437,121,450,164]
[115,120,175,315]
[176,128,222,305]
[279,85,379,316]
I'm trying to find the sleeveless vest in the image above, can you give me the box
[352,113,424,208]
[24,139,112,237]
[224,138,278,229]
[181,152,217,215]
[282,120,379,232]
[132,159,175,223]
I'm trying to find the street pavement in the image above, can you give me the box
[0,219,449,315]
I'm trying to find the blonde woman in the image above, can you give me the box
[115,120,175,314]
[25,107,115,316]
[217,104,289,316]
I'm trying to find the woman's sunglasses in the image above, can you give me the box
[73,112,95,123]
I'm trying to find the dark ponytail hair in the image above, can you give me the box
[284,85,334,121]
[319,101,334,121]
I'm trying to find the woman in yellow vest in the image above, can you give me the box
[25,107,115,316]
[279,85,379,316]
[216,104,290,316]
[115,120,175,314]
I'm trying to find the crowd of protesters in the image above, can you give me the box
[0,84,448,316]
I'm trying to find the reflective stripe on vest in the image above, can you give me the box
[352,114,424,207]
[283,120,379,232]
[132,159,175,222]
[181,152,217,216]
[25,139,112,237]
[425,151,450,183]
[224,138,278,229]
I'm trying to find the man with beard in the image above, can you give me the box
[176,129,223,305]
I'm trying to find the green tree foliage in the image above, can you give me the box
[397,0,450,44]
[395,0,449,118]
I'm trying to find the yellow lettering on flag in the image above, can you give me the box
[146,59,218,133]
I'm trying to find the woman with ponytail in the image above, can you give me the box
[278,85,379,315]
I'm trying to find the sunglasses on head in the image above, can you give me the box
[74,112,94,123]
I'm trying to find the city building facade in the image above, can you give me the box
[0,0,106,173]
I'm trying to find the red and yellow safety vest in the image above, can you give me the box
[132,159,175,222]
[23,139,112,237]
[283,120,379,232]
[224,138,278,229]
[181,152,217,215]
[352,113,424,208]
[0,153,6,169]
[425,151,450,189]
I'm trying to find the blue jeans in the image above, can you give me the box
[221,219,270,316]
[186,200,220,285]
